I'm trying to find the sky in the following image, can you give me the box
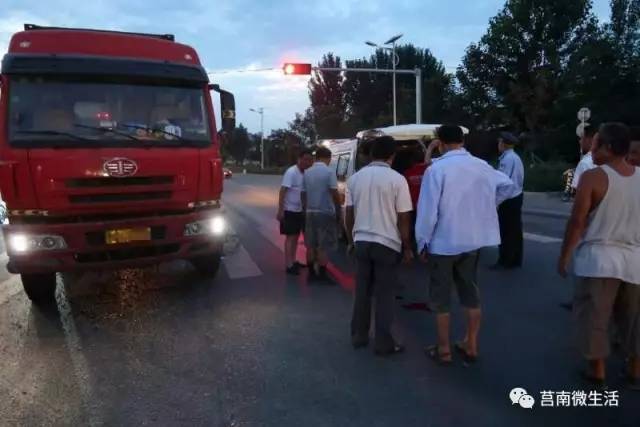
[0,0,611,134]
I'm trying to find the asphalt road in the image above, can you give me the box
[0,174,637,427]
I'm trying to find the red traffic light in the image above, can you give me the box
[283,63,312,75]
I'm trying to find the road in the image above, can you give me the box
[0,174,637,427]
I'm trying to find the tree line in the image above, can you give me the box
[226,0,639,166]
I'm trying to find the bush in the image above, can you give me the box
[524,161,572,192]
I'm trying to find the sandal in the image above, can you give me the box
[454,342,478,364]
[425,345,452,366]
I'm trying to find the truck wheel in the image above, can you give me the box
[21,273,57,305]
[190,253,221,277]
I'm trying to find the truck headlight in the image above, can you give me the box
[184,216,226,237]
[8,233,67,253]
[209,217,225,235]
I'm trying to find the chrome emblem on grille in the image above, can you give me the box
[103,158,138,177]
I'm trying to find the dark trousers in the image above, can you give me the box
[351,241,399,351]
[498,193,524,267]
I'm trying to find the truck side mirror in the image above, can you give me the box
[210,84,236,134]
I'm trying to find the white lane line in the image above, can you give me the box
[524,232,562,244]
[57,284,103,427]
[222,244,263,279]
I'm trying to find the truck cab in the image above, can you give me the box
[0,24,235,304]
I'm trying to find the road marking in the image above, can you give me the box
[57,284,103,427]
[223,244,263,279]
[524,232,562,244]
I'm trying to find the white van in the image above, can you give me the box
[326,124,469,184]
[323,124,470,238]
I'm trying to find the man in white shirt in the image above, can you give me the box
[277,149,314,275]
[571,124,597,191]
[345,136,414,356]
[415,125,515,365]
[493,132,525,270]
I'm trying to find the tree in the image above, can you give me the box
[288,107,317,145]
[309,45,458,137]
[228,124,251,165]
[456,0,594,133]
[344,45,455,128]
[308,53,348,138]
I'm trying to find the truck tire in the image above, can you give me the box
[21,273,57,305]
[190,253,221,277]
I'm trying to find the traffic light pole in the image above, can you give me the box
[311,66,423,124]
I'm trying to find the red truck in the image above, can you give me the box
[0,24,235,304]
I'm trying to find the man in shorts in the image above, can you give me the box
[558,123,640,389]
[302,147,340,282]
[278,149,314,275]
[415,125,515,365]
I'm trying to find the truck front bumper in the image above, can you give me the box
[2,209,226,275]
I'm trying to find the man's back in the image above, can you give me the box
[416,149,514,255]
[499,149,524,196]
[304,162,337,214]
[347,162,412,253]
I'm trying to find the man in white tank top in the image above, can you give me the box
[558,123,640,389]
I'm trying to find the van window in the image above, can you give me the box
[336,154,351,181]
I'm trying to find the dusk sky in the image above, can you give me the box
[1,0,611,134]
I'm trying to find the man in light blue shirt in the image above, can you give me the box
[415,125,515,365]
[302,146,340,282]
[494,132,525,270]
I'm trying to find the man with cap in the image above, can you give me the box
[492,132,525,270]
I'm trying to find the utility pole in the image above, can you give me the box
[250,108,265,169]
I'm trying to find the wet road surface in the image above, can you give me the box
[0,174,638,426]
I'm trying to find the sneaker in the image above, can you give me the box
[293,261,307,269]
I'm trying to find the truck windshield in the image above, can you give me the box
[8,77,211,147]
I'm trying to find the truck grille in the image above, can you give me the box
[74,244,180,263]
[69,191,172,204]
[66,176,174,188]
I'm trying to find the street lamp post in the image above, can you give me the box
[365,33,403,126]
[250,108,265,169]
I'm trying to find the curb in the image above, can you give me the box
[523,208,570,220]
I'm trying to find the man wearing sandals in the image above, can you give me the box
[558,123,640,390]
[415,125,516,365]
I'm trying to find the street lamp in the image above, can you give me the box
[249,108,265,169]
[365,33,403,126]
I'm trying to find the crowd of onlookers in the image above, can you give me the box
[276,122,640,390]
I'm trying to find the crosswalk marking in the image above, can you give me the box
[222,244,263,280]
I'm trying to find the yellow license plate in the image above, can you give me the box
[105,227,151,244]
